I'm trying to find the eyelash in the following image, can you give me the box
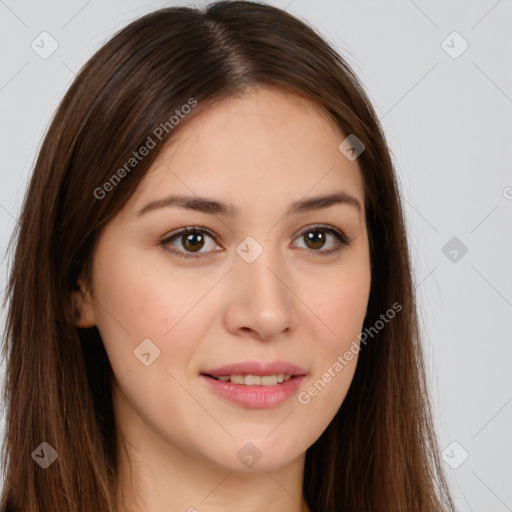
[160,224,351,260]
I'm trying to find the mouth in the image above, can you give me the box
[201,360,307,379]
[199,362,307,408]
[199,364,306,409]
[201,373,298,385]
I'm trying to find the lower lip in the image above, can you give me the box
[200,375,306,408]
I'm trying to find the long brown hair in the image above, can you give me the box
[1,2,456,511]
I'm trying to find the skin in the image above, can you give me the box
[74,86,372,512]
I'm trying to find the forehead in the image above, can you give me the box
[129,86,365,216]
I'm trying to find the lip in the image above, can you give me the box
[200,374,306,408]
[201,360,307,377]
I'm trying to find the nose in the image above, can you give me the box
[223,246,295,341]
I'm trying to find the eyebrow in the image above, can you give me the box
[137,191,363,218]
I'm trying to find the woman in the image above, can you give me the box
[0,1,457,511]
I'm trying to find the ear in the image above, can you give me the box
[72,277,96,328]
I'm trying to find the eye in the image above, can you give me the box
[161,226,220,260]
[292,224,351,256]
[161,224,351,260]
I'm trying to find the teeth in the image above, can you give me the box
[213,374,293,385]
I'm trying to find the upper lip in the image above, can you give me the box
[201,360,308,377]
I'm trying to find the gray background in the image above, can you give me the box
[1,0,511,510]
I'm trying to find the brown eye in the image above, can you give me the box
[292,225,351,256]
[161,227,220,259]
[303,230,327,250]
[181,232,205,252]
[161,224,351,261]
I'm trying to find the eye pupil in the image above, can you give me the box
[305,230,325,249]
[183,233,204,252]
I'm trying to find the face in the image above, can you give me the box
[76,86,371,473]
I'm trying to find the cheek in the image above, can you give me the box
[91,245,214,378]
[293,261,370,431]
[306,276,367,380]
[307,260,371,347]
[89,246,166,373]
